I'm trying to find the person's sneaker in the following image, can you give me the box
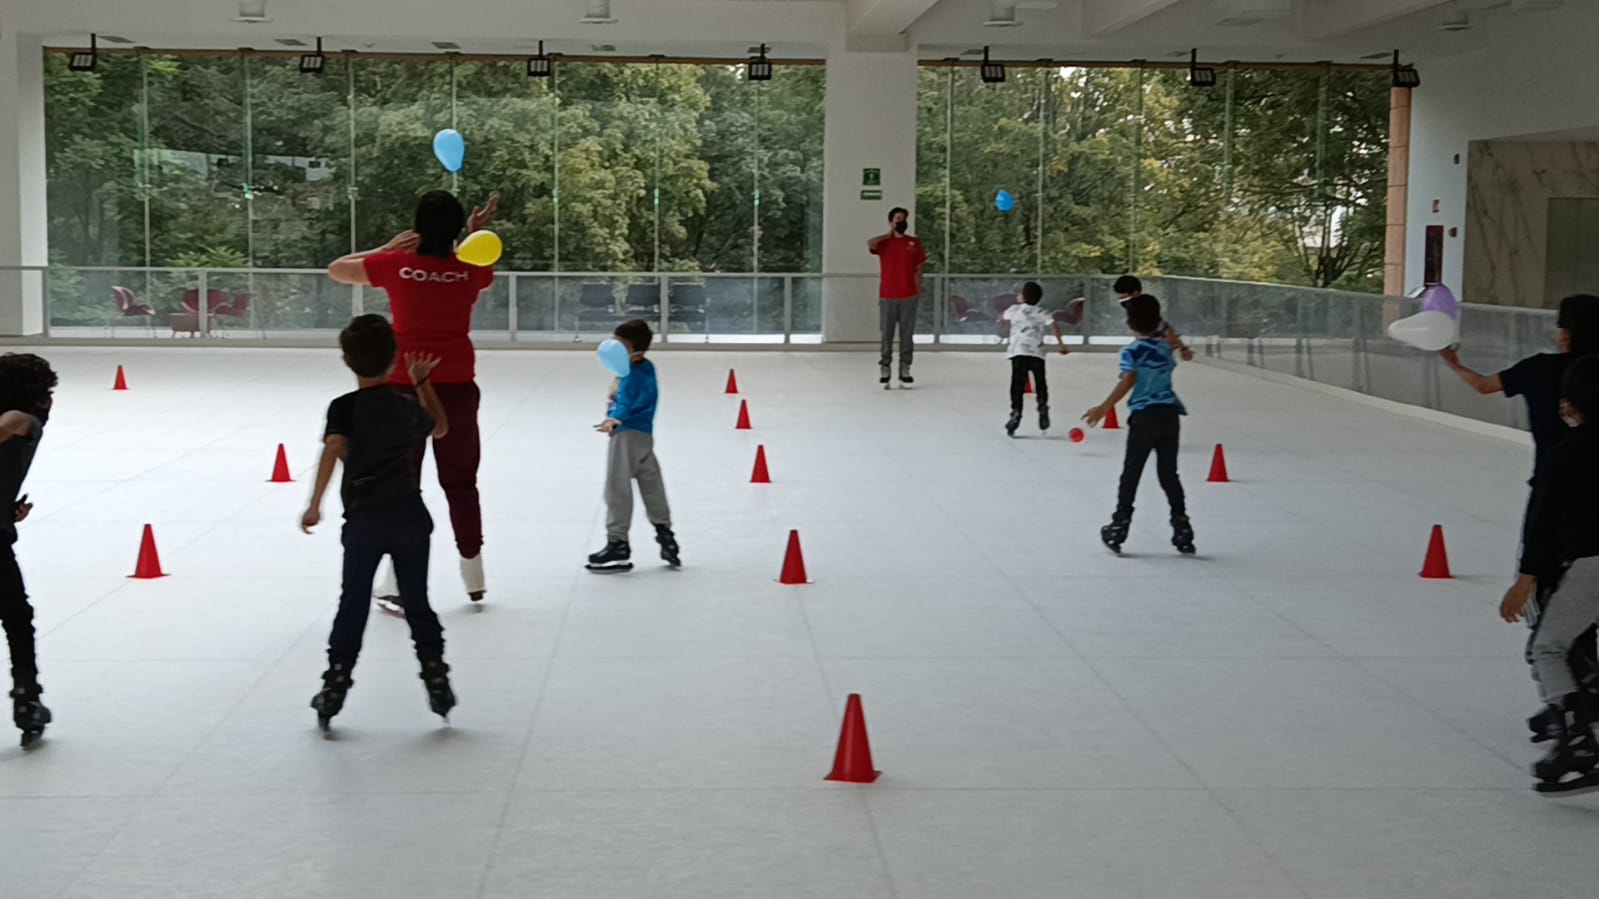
[1171,514,1197,555]
[586,540,633,572]
[1100,515,1131,555]
[1038,404,1051,433]
[1005,409,1022,437]
[460,554,485,602]
[655,525,681,568]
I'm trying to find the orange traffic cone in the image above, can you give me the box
[1420,525,1451,579]
[269,444,293,483]
[1024,374,1034,395]
[1207,444,1230,483]
[131,525,165,579]
[779,529,809,585]
[112,365,128,391]
[825,693,880,784]
[1103,405,1119,429]
[735,399,752,430]
[751,445,771,484]
[725,369,739,395]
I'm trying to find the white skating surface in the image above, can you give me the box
[3,347,1590,899]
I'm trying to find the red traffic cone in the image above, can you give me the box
[1420,525,1452,579]
[1103,405,1119,429]
[131,525,165,579]
[735,399,752,430]
[112,365,128,391]
[825,693,880,784]
[268,444,293,483]
[1024,374,1034,395]
[1207,444,1230,483]
[751,445,771,484]
[725,369,739,395]
[779,529,809,585]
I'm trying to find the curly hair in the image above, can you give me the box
[0,353,57,423]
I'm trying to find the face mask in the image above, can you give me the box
[894,220,908,234]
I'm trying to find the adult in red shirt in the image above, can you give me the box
[328,190,496,605]
[867,206,927,387]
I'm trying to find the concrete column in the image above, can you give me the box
[0,26,47,336]
[1384,88,1410,298]
[820,43,918,343]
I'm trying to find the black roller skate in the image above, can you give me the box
[1171,514,1196,555]
[656,525,681,568]
[586,540,633,573]
[899,363,915,387]
[880,366,891,390]
[310,661,354,735]
[1005,409,1022,438]
[420,659,456,723]
[1038,403,1051,434]
[11,684,51,750]
[1533,695,1599,796]
[1100,514,1131,555]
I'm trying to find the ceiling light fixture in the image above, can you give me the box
[979,46,1005,84]
[747,43,773,82]
[299,37,327,76]
[234,0,272,23]
[1391,50,1420,89]
[1437,1,1471,32]
[68,34,97,73]
[581,0,618,25]
[527,41,553,78]
[1188,49,1217,87]
[985,1,1022,27]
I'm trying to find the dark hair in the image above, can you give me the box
[0,353,57,424]
[1563,355,1599,421]
[614,319,654,354]
[1125,294,1162,335]
[340,314,399,378]
[1558,294,1599,357]
[414,190,467,259]
[887,207,909,222]
[1114,275,1142,296]
[1021,281,1043,305]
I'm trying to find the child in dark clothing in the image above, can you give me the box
[301,315,455,732]
[0,354,56,748]
[587,320,679,572]
[1506,355,1599,795]
[1084,295,1194,555]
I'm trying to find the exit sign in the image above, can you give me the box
[862,168,881,187]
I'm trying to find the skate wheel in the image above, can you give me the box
[585,563,634,573]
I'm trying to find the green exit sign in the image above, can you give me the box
[862,168,881,187]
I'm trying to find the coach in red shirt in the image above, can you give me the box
[867,206,927,386]
[328,190,496,606]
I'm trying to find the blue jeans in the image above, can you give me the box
[328,497,444,667]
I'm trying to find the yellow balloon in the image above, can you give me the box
[456,230,503,267]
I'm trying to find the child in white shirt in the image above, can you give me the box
[999,281,1068,436]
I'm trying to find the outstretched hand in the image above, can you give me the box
[1082,405,1107,428]
[405,352,442,385]
[468,194,500,233]
[14,496,31,524]
[384,230,421,253]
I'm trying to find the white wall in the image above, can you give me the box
[1406,2,1599,302]
[0,23,48,336]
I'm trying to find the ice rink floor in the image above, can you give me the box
[4,345,1596,899]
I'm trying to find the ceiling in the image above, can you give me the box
[11,0,1588,64]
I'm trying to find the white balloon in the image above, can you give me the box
[1387,310,1459,352]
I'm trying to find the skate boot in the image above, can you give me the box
[373,564,404,618]
[460,554,486,603]
[419,659,456,723]
[880,365,892,390]
[1532,688,1599,743]
[1100,513,1131,555]
[899,363,915,386]
[655,525,681,568]
[1038,403,1051,434]
[1005,409,1022,438]
[1533,695,1599,796]
[11,684,51,750]
[1171,514,1197,555]
[586,540,633,573]
[310,661,354,734]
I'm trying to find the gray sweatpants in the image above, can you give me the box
[605,429,671,542]
[879,297,919,370]
[1530,556,1599,702]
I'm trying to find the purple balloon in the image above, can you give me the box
[1419,284,1458,321]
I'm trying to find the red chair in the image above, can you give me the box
[216,293,252,322]
[181,289,231,315]
[111,286,155,333]
[951,295,992,324]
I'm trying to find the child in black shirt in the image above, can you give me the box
[0,354,56,748]
[301,315,455,732]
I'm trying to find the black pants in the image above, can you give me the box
[1521,486,1599,694]
[329,498,445,667]
[1116,406,1186,521]
[0,545,36,687]
[1009,357,1048,412]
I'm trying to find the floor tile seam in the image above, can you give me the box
[1348,656,1531,774]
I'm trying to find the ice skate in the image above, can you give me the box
[1005,409,1022,438]
[655,525,681,568]
[419,659,455,723]
[586,539,633,573]
[310,661,354,735]
[1171,514,1197,555]
[11,684,51,750]
[373,564,404,618]
[880,366,891,390]
[1038,403,1051,434]
[1100,514,1131,555]
[460,554,485,603]
[1533,696,1599,796]
[899,363,915,387]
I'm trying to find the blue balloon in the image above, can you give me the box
[433,129,466,173]
[995,190,1015,212]
[597,338,632,378]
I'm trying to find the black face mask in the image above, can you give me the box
[894,220,908,234]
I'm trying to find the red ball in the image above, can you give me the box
[1069,427,1085,444]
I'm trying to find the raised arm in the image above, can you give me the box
[1439,347,1503,395]
[406,354,449,439]
[328,231,420,285]
[866,232,894,253]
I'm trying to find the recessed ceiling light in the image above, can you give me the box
[432,41,461,50]
[100,35,135,45]
[591,44,616,53]
[234,0,272,23]
[581,0,618,25]
[275,38,308,47]
[1361,50,1390,60]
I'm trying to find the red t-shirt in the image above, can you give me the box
[364,251,494,385]
[871,235,927,300]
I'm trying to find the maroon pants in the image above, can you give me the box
[395,381,483,559]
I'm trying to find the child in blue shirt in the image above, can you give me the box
[588,320,679,572]
[1084,295,1194,555]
